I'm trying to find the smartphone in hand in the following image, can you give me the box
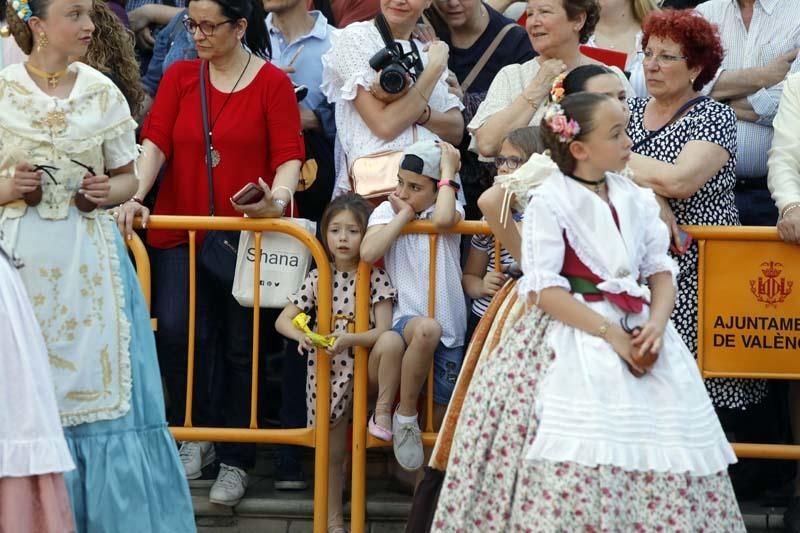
[231,182,265,206]
[670,228,693,255]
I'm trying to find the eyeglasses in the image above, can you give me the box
[638,50,687,67]
[182,15,236,37]
[494,155,524,170]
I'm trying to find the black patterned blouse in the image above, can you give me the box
[627,96,767,410]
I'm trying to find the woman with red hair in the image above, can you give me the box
[627,10,766,413]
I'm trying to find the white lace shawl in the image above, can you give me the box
[519,170,678,302]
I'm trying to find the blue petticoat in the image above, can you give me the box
[62,234,196,533]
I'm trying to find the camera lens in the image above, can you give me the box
[380,64,407,94]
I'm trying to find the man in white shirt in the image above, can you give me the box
[696,0,800,225]
[767,72,800,532]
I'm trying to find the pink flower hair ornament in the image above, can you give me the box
[544,103,581,143]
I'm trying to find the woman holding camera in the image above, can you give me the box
[116,0,304,508]
[321,0,465,198]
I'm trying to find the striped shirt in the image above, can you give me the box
[469,214,520,317]
[696,0,800,178]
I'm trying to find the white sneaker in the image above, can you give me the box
[392,411,424,472]
[209,464,249,506]
[179,441,215,480]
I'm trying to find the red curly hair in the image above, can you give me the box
[641,9,724,91]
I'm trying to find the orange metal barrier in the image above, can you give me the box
[350,222,800,532]
[126,218,800,533]
[692,225,800,460]
[127,216,332,533]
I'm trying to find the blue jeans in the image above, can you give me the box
[391,315,465,405]
[151,245,281,469]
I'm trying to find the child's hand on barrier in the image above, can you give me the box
[481,271,506,297]
[298,334,315,355]
[330,333,355,355]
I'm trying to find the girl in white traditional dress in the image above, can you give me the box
[0,0,195,530]
[0,241,75,532]
[432,92,745,531]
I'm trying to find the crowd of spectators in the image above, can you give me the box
[3,0,800,530]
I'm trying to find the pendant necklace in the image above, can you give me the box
[568,173,606,194]
[25,62,69,89]
[206,52,252,167]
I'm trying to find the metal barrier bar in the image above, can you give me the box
[128,216,331,533]
[186,230,197,428]
[425,234,437,434]
[250,231,262,430]
[351,262,372,533]
[125,217,797,533]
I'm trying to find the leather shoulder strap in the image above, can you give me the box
[199,60,215,216]
[460,23,515,93]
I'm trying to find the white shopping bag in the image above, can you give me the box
[232,216,316,308]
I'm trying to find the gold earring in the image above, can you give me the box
[0,25,10,39]
[37,31,48,52]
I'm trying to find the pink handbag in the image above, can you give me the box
[349,126,418,200]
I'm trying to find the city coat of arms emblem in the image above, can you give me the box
[750,261,793,308]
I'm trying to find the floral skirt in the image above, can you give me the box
[432,306,745,532]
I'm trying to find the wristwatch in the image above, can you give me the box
[437,178,460,192]
[273,198,288,214]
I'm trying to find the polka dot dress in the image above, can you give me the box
[627,97,767,410]
[290,266,397,425]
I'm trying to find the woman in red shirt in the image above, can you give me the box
[116,0,304,508]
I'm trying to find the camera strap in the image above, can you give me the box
[374,14,402,55]
[374,13,423,79]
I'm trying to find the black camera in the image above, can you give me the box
[369,45,421,94]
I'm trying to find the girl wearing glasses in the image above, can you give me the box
[461,126,542,343]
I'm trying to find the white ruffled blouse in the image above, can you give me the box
[321,21,463,197]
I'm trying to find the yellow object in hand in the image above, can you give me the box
[292,313,336,349]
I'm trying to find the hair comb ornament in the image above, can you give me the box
[11,0,32,22]
[549,73,566,103]
[544,103,581,143]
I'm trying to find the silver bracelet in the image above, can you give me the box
[781,203,800,220]
[273,198,287,214]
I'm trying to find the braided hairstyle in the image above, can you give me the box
[540,92,611,175]
[4,0,50,54]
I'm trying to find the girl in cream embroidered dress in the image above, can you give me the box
[0,60,195,532]
[0,61,133,426]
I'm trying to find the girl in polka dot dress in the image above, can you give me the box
[275,193,396,533]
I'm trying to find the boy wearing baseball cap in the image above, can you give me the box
[360,140,467,472]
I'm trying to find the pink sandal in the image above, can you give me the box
[368,413,392,442]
